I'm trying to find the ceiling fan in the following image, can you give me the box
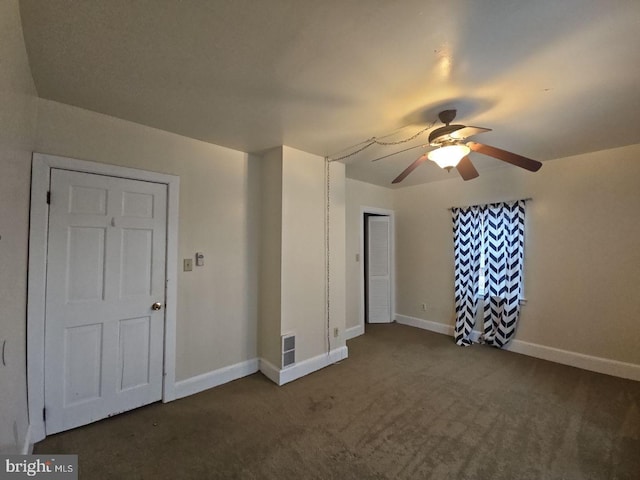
[388,110,542,184]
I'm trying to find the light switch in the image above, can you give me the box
[195,252,204,266]
[183,258,193,272]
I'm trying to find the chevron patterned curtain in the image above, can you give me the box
[481,200,526,347]
[452,206,482,346]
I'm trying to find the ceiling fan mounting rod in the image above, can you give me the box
[438,109,457,125]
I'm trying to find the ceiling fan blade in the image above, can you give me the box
[392,154,429,184]
[450,126,492,140]
[467,142,542,172]
[456,156,479,181]
[371,143,427,162]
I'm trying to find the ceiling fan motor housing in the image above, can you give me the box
[428,125,466,146]
[429,109,465,146]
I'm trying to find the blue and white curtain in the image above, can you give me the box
[452,200,526,348]
[481,201,525,347]
[452,206,482,346]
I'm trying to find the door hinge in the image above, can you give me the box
[46,191,51,204]
[43,407,46,421]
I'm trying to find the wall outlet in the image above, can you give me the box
[333,327,339,338]
[183,258,193,272]
[421,303,427,311]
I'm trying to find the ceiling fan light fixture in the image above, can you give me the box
[427,144,470,170]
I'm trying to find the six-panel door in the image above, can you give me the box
[44,169,167,434]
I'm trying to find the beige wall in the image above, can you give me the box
[258,148,283,366]
[281,147,328,357]
[282,147,346,358]
[328,161,347,346]
[0,0,38,454]
[259,147,347,365]
[35,99,260,381]
[393,144,640,364]
[345,179,394,329]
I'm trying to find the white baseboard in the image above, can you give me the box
[395,314,454,336]
[174,358,259,399]
[259,346,349,386]
[395,314,640,381]
[21,425,33,455]
[258,358,280,385]
[502,339,640,381]
[345,324,364,340]
[155,347,353,399]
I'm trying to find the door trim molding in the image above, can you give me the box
[27,153,180,443]
[359,206,395,333]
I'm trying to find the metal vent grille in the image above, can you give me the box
[282,334,295,368]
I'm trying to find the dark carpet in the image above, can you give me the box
[35,323,640,479]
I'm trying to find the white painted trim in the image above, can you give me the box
[395,314,640,381]
[27,153,180,443]
[280,346,348,385]
[395,314,454,336]
[502,339,640,382]
[27,158,50,444]
[21,426,33,455]
[258,358,281,385]
[162,174,180,403]
[359,207,395,330]
[345,324,365,340]
[174,359,259,399]
[259,347,349,386]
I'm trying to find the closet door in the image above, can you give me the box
[367,216,391,323]
[44,169,167,434]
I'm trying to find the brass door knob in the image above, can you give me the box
[151,302,163,311]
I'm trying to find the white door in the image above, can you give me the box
[44,169,167,434]
[367,216,392,323]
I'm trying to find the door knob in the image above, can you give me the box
[151,302,163,311]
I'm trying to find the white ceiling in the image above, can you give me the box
[19,0,640,188]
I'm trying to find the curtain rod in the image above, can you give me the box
[447,197,532,211]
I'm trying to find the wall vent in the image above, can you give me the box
[282,334,295,368]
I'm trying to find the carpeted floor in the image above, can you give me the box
[35,323,640,479]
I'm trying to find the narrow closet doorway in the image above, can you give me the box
[362,209,394,327]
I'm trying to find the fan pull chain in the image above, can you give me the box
[327,121,435,162]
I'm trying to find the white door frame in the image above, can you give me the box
[27,153,180,443]
[359,206,395,333]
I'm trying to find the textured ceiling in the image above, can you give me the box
[19,0,640,187]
